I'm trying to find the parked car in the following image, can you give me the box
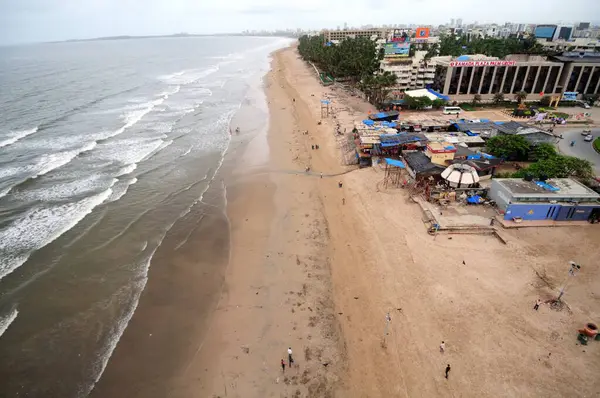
[582,128,592,134]
[584,134,593,142]
[578,101,591,109]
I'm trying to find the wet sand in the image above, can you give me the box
[179,48,346,397]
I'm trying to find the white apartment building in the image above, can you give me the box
[322,28,388,42]
[381,51,437,95]
[538,38,600,52]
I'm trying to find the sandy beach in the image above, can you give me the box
[171,45,600,397]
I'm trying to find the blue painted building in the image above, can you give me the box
[489,178,600,222]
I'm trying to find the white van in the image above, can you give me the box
[443,106,462,115]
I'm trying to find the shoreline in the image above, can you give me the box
[185,46,347,396]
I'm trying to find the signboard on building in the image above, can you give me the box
[384,42,410,56]
[415,27,430,39]
[391,29,410,42]
[562,92,578,101]
[449,60,516,67]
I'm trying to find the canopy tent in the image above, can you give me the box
[404,88,450,102]
[441,163,480,188]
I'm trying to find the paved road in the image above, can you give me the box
[557,128,600,175]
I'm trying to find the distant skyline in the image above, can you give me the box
[0,0,599,45]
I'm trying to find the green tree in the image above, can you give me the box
[514,91,528,103]
[298,35,381,82]
[432,98,447,109]
[493,92,505,104]
[424,43,440,62]
[485,135,531,160]
[404,95,433,109]
[532,143,557,160]
[438,34,552,58]
[359,71,398,106]
[514,155,593,179]
[540,95,552,107]
[472,94,482,106]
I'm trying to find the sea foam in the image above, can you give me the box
[0,127,39,149]
[0,188,113,281]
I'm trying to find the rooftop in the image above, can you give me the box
[495,178,600,200]
[427,141,456,152]
[552,52,600,63]
[403,151,445,174]
[424,133,486,145]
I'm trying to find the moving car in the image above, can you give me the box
[584,134,593,142]
[582,128,592,134]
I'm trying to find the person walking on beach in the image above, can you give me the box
[320,172,323,179]
[440,341,445,353]
[281,359,286,372]
[342,198,345,205]
[534,299,542,311]
[311,144,315,150]
[288,347,294,367]
[445,364,451,379]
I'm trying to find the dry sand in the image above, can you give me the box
[183,46,600,397]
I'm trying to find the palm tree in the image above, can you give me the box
[472,94,482,106]
[493,93,505,105]
[514,91,528,104]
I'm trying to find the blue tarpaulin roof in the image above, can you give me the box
[363,119,374,126]
[467,152,497,160]
[465,131,480,136]
[321,99,331,104]
[384,158,406,168]
[426,88,450,101]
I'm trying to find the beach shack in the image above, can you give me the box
[425,142,457,165]
[402,151,445,180]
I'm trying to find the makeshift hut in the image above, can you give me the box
[382,158,407,188]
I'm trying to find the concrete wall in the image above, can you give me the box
[504,203,561,220]
[504,203,600,221]
[489,180,513,210]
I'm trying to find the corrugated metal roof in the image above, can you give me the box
[403,151,444,174]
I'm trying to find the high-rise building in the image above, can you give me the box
[457,18,463,27]
[554,26,574,41]
[450,18,455,27]
[534,24,558,40]
[578,22,590,30]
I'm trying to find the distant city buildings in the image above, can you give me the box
[312,20,600,101]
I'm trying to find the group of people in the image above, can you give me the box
[311,144,320,150]
[281,347,295,372]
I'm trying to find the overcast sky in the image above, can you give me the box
[0,0,598,45]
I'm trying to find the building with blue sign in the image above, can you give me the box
[489,178,600,222]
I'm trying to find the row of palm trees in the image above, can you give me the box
[298,35,398,105]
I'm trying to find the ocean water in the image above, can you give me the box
[0,36,291,397]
